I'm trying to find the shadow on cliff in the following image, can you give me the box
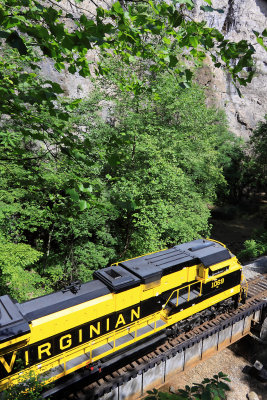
[256,0,267,17]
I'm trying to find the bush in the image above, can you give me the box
[1,371,48,400]
[0,237,44,301]
[239,231,267,261]
[145,372,231,400]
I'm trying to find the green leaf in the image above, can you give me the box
[253,30,259,37]
[79,200,88,211]
[54,62,65,71]
[68,64,76,74]
[217,381,230,391]
[200,5,214,12]
[176,0,194,8]
[78,183,93,193]
[179,81,190,89]
[256,36,267,51]
[80,14,88,25]
[45,6,59,23]
[67,98,82,110]
[201,5,224,13]
[66,188,79,201]
[6,31,27,55]
[189,36,198,47]
[185,69,193,81]
[201,391,212,400]
[0,30,9,38]
[112,1,124,15]
[171,10,183,27]
[97,7,105,18]
[169,55,178,68]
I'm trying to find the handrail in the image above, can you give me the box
[105,312,159,347]
[240,273,248,302]
[162,279,204,310]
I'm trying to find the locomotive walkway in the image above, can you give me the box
[42,260,267,400]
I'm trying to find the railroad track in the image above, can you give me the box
[43,275,267,400]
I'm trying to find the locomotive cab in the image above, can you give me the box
[197,264,206,280]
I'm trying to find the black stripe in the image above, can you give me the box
[0,270,241,380]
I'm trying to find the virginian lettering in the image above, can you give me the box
[59,334,72,350]
[38,343,51,360]
[0,351,17,373]
[115,313,126,328]
[0,306,141,379]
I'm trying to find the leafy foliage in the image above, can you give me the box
[0,62,237,297]
[0,236,43,301]
[97,1,255,93]
[145,372,231,400]
[253,29,267,52]
[0,143,117,293]
[238,234,267,261]
[0,0,254,297]
[0,45,83,162]
[249,116,267,193]
[71,71,235,256]
[2,370,48,400]
[218,116,267,204]
[0,0,256,84]
[0,0,257,168]
[224,116,267,261]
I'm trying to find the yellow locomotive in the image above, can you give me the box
[0,238,246,391]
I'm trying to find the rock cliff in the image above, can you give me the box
[193,0,267,138]
[41,0,267,139]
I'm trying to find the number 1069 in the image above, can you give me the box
[211,278,224,288]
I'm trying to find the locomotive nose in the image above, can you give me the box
[0,295,30,342]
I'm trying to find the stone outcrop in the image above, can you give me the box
[39,0,102,98]
[193,0,267,138]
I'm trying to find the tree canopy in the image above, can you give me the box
[0,63,237,299]
[0,0,256,81]
[0,0,258,175]
[0,0,257,142]
[0,0,263,299]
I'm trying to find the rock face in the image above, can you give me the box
[41,0,266,139]
[39,0,101,98]
[193,0,267,139]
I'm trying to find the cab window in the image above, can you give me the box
[209,265,229,277]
